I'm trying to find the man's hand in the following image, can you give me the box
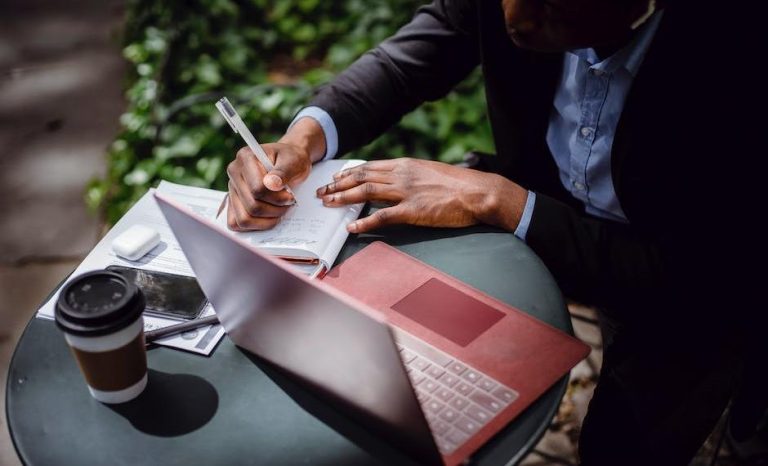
[225,117,326,231]
[316,158,529,233]
[226,143,311,231]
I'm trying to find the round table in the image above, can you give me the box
[6,224,572,465]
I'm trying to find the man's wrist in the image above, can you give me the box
[279,117,327,163]
[478,174,528,233]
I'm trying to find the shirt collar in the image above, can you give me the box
[570,11,663,77]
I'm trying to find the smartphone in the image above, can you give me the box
[106,265,207,320]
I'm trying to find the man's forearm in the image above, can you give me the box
[309,1,480,156]
[279,117,327,163]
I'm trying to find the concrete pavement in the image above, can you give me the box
[0,0,126,464]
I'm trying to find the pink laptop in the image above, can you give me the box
[155,192,589,466]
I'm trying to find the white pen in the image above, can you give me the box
[215,96,297,204]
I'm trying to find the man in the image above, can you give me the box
[225,1,759,464]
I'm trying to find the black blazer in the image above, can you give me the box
[310,0,758,334]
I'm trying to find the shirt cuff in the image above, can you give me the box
[288,106,338,160]
[514,191,536,242]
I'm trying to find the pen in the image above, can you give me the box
[216,193,228,218]
[145,315,220,344]
[215,97,297,204]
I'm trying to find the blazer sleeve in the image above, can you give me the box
[309,0,480,155]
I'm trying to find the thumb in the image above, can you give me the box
[263,169,287,192]
[262,147,295,192]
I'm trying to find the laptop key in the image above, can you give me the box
[425,399,445,414]
[422,379,439,393]
[465,404,492,425]
[439,407,459,423]
[455,416,481,435]
[408,371,426,386]
[400,348,417,363]
[469,391,503,413]
[425,365,445,379]
[410,356,431,372]
[438,372,460,388]
[492,386,519,405]
[435,387,455,403]
[430,419,451,436]
[445,428,470,447]
[455,381,474,397]
[461,369,481,384]
[477,377,497,392]
[436,439,457,455]
[416,389,431,403]
[446,361,467,375]
[449,396,469,411]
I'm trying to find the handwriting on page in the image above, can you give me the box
[255,217,326,246]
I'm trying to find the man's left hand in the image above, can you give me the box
[316,158,528,233]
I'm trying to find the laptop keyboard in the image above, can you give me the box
[396,335,519,455]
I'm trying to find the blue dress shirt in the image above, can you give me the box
[544,13,662,227]
[290,13,662,240]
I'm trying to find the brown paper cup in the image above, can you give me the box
[56,270,148,404]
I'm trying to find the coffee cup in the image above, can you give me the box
[55,270,148,403]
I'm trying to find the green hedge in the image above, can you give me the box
[89,0,494,225]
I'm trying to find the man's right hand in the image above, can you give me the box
[225,143,311,231]
[225,116,326,231]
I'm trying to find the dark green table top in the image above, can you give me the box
[6,224,572,466]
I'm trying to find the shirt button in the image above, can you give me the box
[580,127,593,137]
[573,181,585,191]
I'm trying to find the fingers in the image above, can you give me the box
[225,143,312,231]
[321,181,401,206]
[226,182,284,231]
[331,160,398,181]
[347,206,406,233]
[231,148,295,206]
[318,164,400,206]
[229,179,288,218]
[326,166,393,191]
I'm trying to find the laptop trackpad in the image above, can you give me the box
[391,278,505,347]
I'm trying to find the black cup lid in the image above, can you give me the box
[55,270,145,337]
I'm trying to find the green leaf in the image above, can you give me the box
[195,55,222,87]
[292,24,317,42]
[85,179,106,212]
[124,168,151,186]
[166,134,203,158]
[123,44,147,64]
[258,91,285,113]
[196,157,224,183]
[400,108,431,134]
[221,46,248,70]
[298,0,319,13]
[438,143,467,164]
